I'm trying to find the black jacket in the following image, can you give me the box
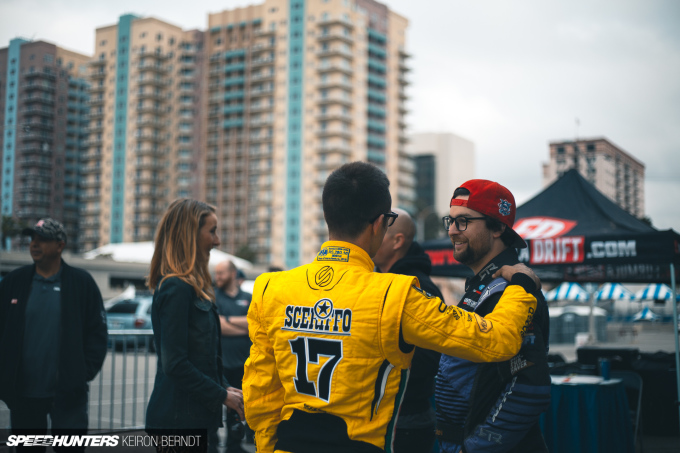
[0,260,108,407]
[387,242,443,424]
[145,277,228,431]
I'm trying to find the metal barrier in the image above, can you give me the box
[90,331,156,431]
[0,331,156,436]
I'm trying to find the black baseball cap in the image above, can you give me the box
[22,218,67,243]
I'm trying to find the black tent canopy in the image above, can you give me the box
[423,169,680,283]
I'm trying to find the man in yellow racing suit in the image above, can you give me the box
[243,162,538,453]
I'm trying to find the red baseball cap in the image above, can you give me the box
[450,179,527,249]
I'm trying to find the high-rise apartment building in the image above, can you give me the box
[543,137,645,218]
[205,0,412,267]
[80,15,205,251]
[1,39,90,251]
[407,132,475,240]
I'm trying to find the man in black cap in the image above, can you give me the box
[0,218,108,451]
[436,180,550,453]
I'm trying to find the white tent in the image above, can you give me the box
[544,282,589,302]
[594,283,635,301]
[631,306,661,322]
[83,242,253,270]
[633,283,676,301]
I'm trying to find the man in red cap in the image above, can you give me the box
[435,180,551,453]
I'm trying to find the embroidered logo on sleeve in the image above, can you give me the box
[473,313,493,333]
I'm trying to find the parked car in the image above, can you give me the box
[106,295,155,351]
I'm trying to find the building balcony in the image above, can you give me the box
[250,87,274,97]
[137,62,168,73]
[25,96,55,106]
[135,147,165,158]
[17,196,51,208]
[249,117,274,127]
[91,71,106,79]
[317,15,354,29]
[134,133,164,143]
[317,95,352,107]
[316,128,352,139]
[317,79,353,91]
[317,63,353,76]
[251,42,276,53]
[25,71,56,80]
[137,49,171,60]
[253,28,276,37]
[135,106,167,116]
[86,137,103,146]
[89,59,107,67]
[250,57,275,67]
[398,73,410,86]
[317,47,353,59]
[249,103,274,112]
[136,91,166,101]
[250,71,275,82]
[135,160,165,171]
[18,158,51,169]
[318,143,352,155]
[317,32,354,45]
[138,77,169,87]
[133,175,166,185]
[135,118,165,129]
[80,179,101,189]
[17,184,51,196]
[80,192,101,202]
[23,82,55,93]
[83,149,102,160]
[249,134,273,143]
[22,106,52,117]
[316,112,352,123]
[81,165,101,174]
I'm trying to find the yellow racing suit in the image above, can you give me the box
[243,241,537,453]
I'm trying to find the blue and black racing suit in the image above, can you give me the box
[435,248,551,453]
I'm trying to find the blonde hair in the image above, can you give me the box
[148,199,216,301]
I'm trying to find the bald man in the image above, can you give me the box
[373,208,443,453]
[215,261,252,453]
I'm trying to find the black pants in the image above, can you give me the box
[9,388,88,453]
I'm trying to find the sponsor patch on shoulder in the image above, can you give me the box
[317,246,350,262]
[473,313,493,333]
[411,285,434,299]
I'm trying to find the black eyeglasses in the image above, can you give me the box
[370,211,399,227]
[442,215,486,231]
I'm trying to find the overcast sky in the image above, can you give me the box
[2,0,679,231]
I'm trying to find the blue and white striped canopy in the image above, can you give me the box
[633,283,675,301]
[594,283,635,301]
[544,282,589,301]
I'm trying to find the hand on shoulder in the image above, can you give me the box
[492,263,541,291]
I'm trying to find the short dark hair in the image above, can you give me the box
[484,216,514,247]
[323,162,391,238]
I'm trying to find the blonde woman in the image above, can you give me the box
[145,199,243,452]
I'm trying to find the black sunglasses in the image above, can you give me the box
[369,211,399,227]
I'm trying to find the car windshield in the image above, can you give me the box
[107,301,139,314]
